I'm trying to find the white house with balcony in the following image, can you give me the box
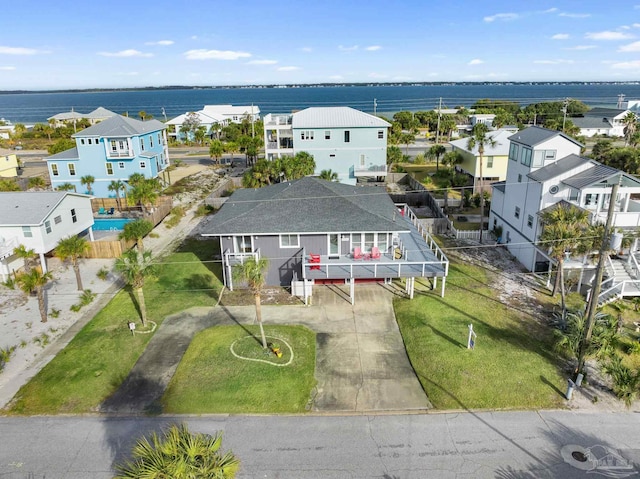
[166,104,260,142]
[263,107,390,184]
[0,191,95,279]
[489,126,640,302]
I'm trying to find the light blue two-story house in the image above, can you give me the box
[46,115,170,197]
[263,107,390,184]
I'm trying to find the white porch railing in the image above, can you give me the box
[0,236,19,260]
[399,204,449,270]
[223,248,261,291]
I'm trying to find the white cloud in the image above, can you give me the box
[338,45,359,52]
[552,33,569,40]
[368,72,388,79]
[0,46,41,55]
[0,66,16,70]
[247,59,278,65]
[612,60,640,69]
[585,31,633,40]
[483,12,519,22]
[277,66,300,71]
[365,45,382,51]
[300,47,312,52]
[634,23,640,28]
[116,72,140,76]
[145,40,174,46]
[184,49,251,60]
[619,41,640,52]
[393,76,412,81]
[559,12,591,18]
[328,75,343,80]
[541,8,558,13]
[533,59,575,64]
[99,49,153,58]
[565,45,596,50]
[468,59,484,65]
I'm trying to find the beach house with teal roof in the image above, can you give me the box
[45,115,170,197]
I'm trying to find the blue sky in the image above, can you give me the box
[1,0,640,90]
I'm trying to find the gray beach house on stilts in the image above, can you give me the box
[201,177,448,304]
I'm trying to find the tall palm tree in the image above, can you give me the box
[55,235,90,291]
[128,173,146,188]
[16,269,53,323]
[115,423,239,479]
[108,180,126,211]
[233,256,269,349]
[387,145,403,173]
[13,244,37,272]
[209,139,225,165]
[427,144,446,171]
[119,219,153,254]
[224,141,239,165]
[56,182,76,192]
[80,175,95,195]
[467,124,496,243]
[622,112,638,147]
[115,250,155,326]
[127,179,159,215]
[539,203,590,316]
[319,169,339,182]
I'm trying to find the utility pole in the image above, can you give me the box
[435,97,442,144]
[373,98,377,116]
[577,179,620,378]
[251,103,255,138]
[617,93,626,109]
[562,98,569,133]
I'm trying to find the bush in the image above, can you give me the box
[602,355,640,407]
[96,267,109,281]
[194,204,215,217]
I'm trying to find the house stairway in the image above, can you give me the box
[597,256,640,306]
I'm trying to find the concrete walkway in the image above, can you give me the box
[101,283,431,414]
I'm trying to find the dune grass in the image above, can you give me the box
[5,238,223,415]
[395,259,565,410]
[162,325,316,414]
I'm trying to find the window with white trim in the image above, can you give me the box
[487,156,493,168]
[80,139,85,145]
[71,208,77,223]
[119,162,125,169]
[139,161,146,169]
[45,220,52,234]
[68,163,76,176]
[521,147,532,167]
[88,139,92,145]
[54,215,62,225]
[150,135,154,147]
[325,131,330,140]
[22,226,32,238]
[344,131,351,143]
[378,130,384,139]
[279,234,300,248]
[51,163,59,176]
[106,163,114,175]
[518,174,522,183]
[140,138,145,151]
[527,215,534,228]
[515,206,520,219]
[300,130,314,140]
[509,143,519,161]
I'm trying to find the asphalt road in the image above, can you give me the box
[1,411,639,478]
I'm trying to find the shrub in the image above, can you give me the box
[602,354,640,407]
[0,345,16,372]
[96,267,109,281]
[194,204,215,217]
[50,309,60,319]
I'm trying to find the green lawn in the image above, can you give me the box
[162,325,316,414]
[5,238,223,415]
[395,260,565,410]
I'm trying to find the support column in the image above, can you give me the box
[88,227,95,242]
[409,277,415,299]
[39,253,47,273]
[441,276,446,297]
[433,276,437,290]
[349,279,355,305]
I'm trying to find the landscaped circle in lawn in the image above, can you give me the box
[230,335,294,366]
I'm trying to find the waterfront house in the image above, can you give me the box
[0,153,19,177]
[45,114,170,197]
[489,126,640,302]
[263,107,391,184]
[0,191,94,279]
[572,107,632,138]
[47,107,116,128]
[201,176,448,304]
[449,129,511,193]
[166,104,260,142]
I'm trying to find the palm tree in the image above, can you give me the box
[55,235,90,291]
[27,176,46,190]
[538,203,590,316]
[224,141,239,165]
[427,144,446,171]
[56,182,76,192]
[16,269,53,323]
[80,175,95,195]
[467,124,496,243]
[387,145,403,173]
[138,111,147,121]
[319,169,339,182]
[233,256,269,349]
[622,112,638,147]
[128,173,146,188]
[127,179,159,214]
[119,219,153,254]
[115,250,155,326]
[13,244,37,272]
[108,180,126,211]
[209,139,225,165]
[115,423,239,478]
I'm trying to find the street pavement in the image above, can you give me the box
[1,411,639,478]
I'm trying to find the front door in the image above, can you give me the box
[329,234,340,258]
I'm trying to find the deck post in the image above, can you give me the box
[39,253,47,273]
[409,277,415,299]
[433,276,437,290]
[350,278,355,305]
[441,276,446,297]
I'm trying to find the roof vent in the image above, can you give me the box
[549,185,559,195]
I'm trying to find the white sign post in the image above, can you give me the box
[128,321,136,336]
[467,324,477,350]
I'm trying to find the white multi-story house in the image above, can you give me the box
[166,104,260,142]
[263,107,390,184]
[489,126,640,278]
[0,191,95,279]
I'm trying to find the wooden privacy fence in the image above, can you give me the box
[85,238,136,259]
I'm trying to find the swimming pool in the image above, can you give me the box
[93,218,134,231]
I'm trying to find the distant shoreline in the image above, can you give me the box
[1,80,640,95]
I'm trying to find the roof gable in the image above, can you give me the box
[72,115,165,138]
[449,129,512,156]
[508,126,583,148]
[527,154,591,182]
[292,107,391,129]
[0,192,88,226]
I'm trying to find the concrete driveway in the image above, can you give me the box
[101,284,431,414]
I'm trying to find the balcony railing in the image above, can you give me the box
[353,164,387,176]
[0,236,19,260]
[108,150,133,158]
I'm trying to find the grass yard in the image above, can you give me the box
[395,260,565,410]
[162,325,316,414]
[5,238,223,415]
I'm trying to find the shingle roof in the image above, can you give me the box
[47,111,85,121]
[492,181,506,193]
[449,129,512,156]
[201,177,408,236]
[508,126,583,148]
[86,107,117,119]
[0,192,86,226]
[584,107,628,118]
[201,104,260,116]
[292,107,391,129]
[527,154,591,182]
[72,115,165,138]
[562,164,622,189]
[571,117,614,129]
[45,147,79,160]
